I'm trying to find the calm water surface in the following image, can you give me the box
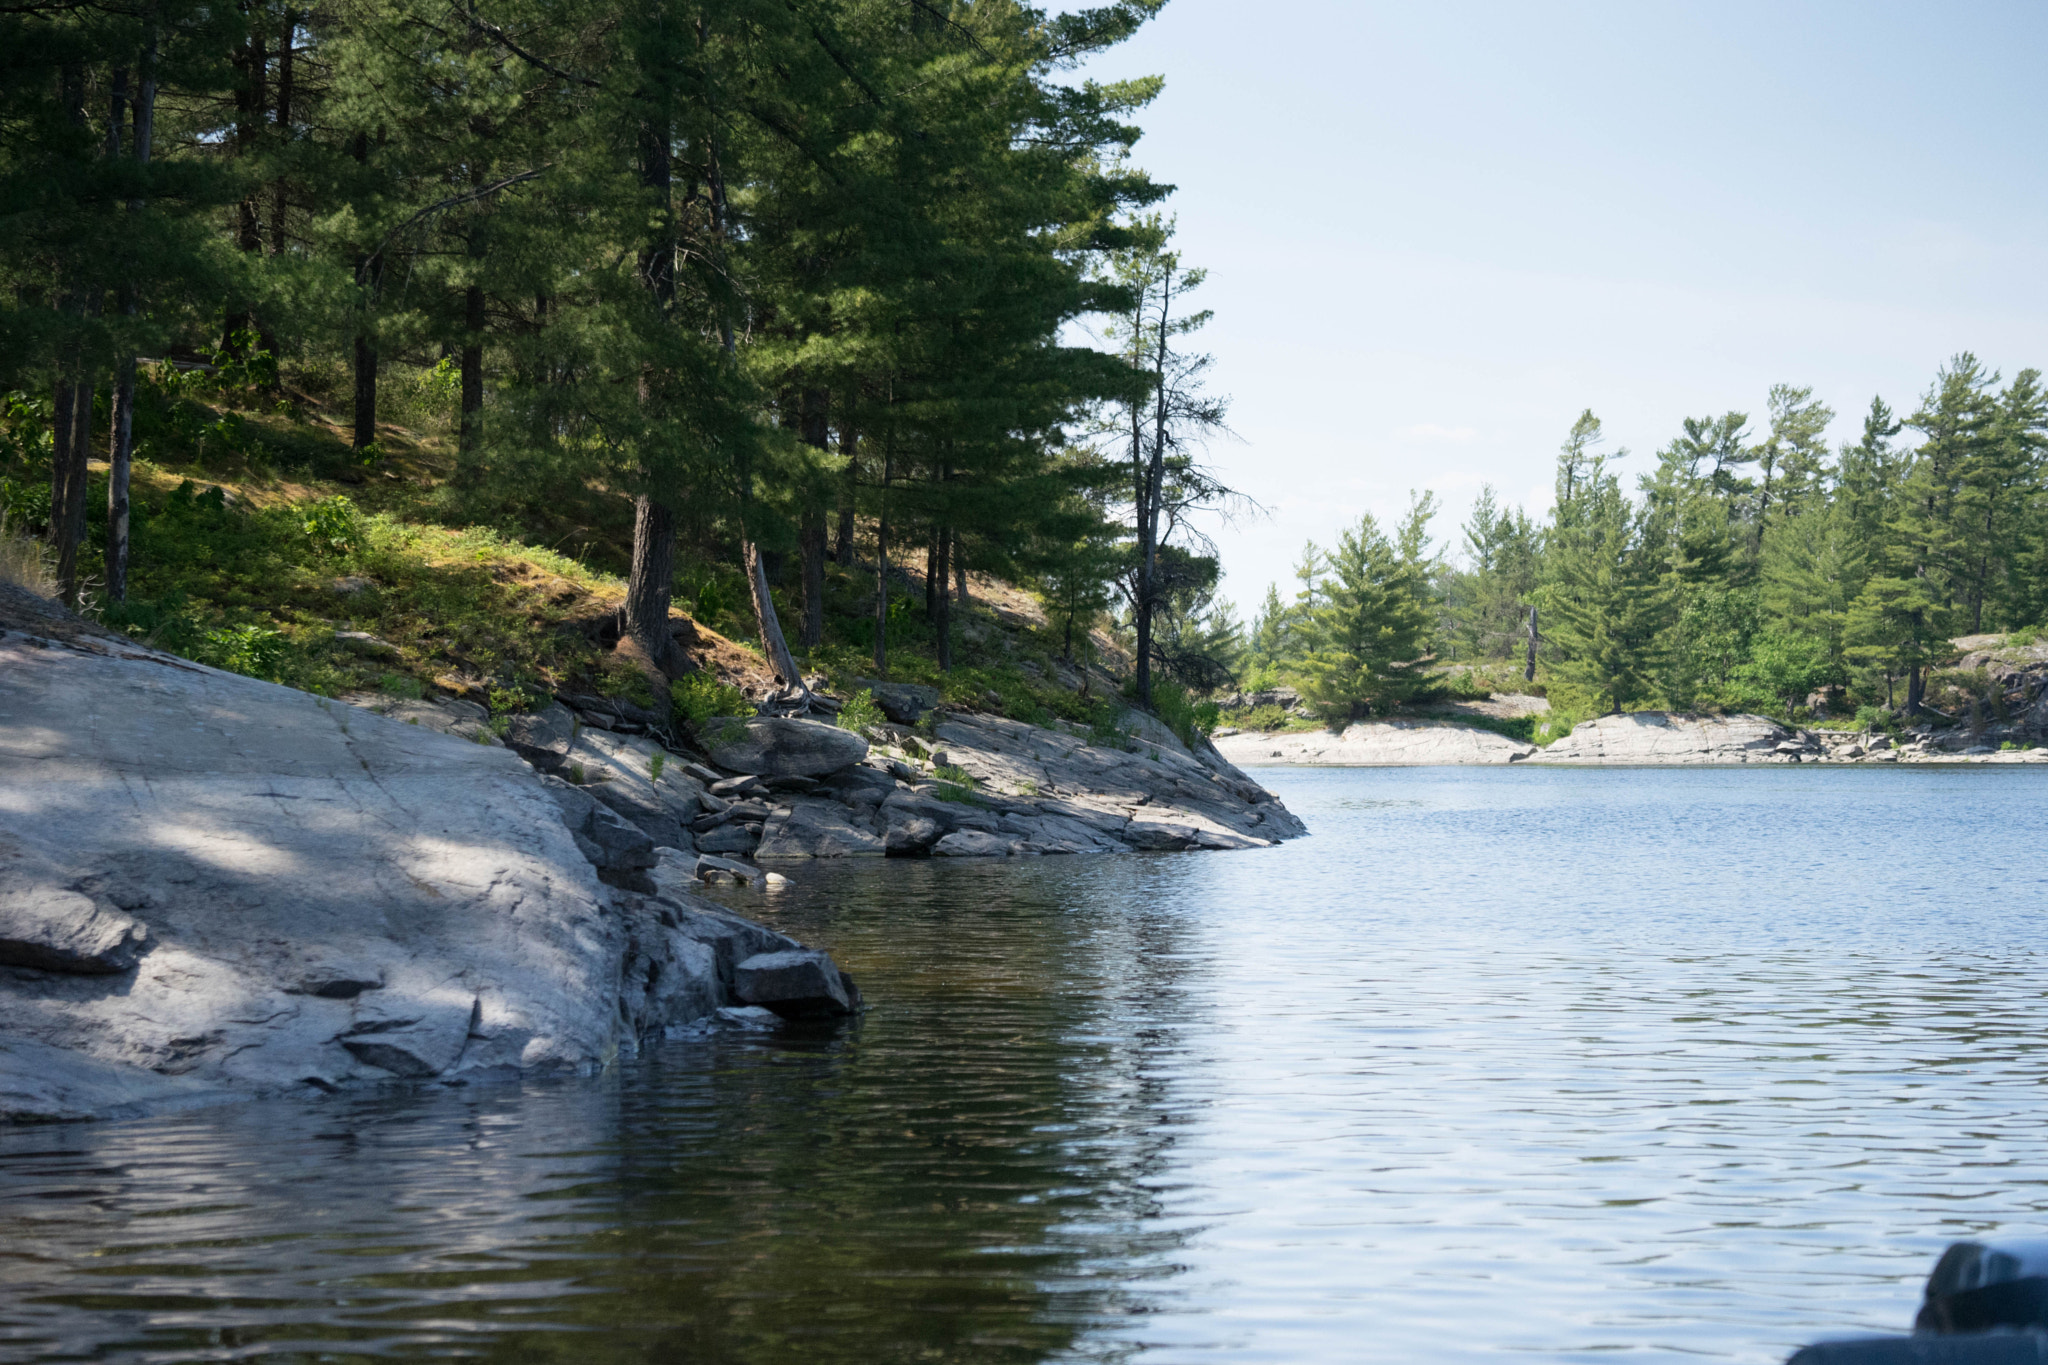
[4,765,2047,1363]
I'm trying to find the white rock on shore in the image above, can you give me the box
[1214,721,1534,766]
[1527,712,1794,764]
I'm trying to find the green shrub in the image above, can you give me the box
[1854,705,1901,735]
[1151,680,1221,749]
[202,623,289,681]
[932,764,980,805]
[488,685,538,715]
[380,672,425,700]
[838,688,884,732]
[301,494,363,555]
[648,751,666,782]
[672,672,751,723]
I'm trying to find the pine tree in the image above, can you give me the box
[1446,484,1539,660]
[1538,414,1671,712]
[1293,496,1437,721]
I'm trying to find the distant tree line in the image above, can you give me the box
[0,0,1239,709]
[1225,359,2048,721]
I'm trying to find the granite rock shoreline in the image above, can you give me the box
[0,589,1304,1124]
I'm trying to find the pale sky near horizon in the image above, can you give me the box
[1064,0,2048,612]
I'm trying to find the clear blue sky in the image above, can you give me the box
[1068,0,2048,611]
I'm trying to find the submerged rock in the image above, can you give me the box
[733,950,855,1016]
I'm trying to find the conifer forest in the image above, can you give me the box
[0,0,1236,727]
[1,0,2043,739]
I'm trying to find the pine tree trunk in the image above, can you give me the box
[873,446,892,674]
[801,513,825,650]
[271,12,292,253]
[350,130,378,456]
[625,494,675,670]
[954,532,968,609]
[933,526,951,672]
[1133,268,1174,710]
[1907,664,1926,715]
[225,23,266,352]
[49,373,75,565]
[1523,606,1539,682]
[457,283,484,482]
[352,332,378,454]
[107,34,156,606]
[924,524,940,622]
[108,356,135,601]
[834,421,857,564]
[56,373,93,607]
[796,387,828,647]
[745,541,803,684]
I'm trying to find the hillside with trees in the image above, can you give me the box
[0,0,1247,746]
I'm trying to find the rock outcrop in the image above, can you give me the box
[1216,721,1534,766]
[1527,712,1793,764]
[700,716,870,777]
[702,710,1306,859]
[0,618,854,1125]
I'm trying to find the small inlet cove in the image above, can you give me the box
[5,763,2046,1364]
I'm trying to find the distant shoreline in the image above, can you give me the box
[1214,712,2048,768]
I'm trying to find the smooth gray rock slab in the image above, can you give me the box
[932,830,1010,857]
[733,950,853,1015]
[1214,721,1534,767]
[543,777,658,891]
[878,787,963,834]
[701,716,869,778]
[696,823,762,856]
[756,797,886,858]
[1122,820,1197,852]
[501,712,581,773]
[0,1035,236,1124]
[341,693,500,747]
[1530,712,1792,764]
[0,889,149,974]
[0,631,646,1109]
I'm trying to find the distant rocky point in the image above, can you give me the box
[1216,708,2048,767]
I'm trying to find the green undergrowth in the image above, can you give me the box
[4,366,1143,726]
[807,643,1103,730]
[1447,711,1577,747]
[90,479,618,699]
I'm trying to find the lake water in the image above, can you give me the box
[4,765,2047,1363]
